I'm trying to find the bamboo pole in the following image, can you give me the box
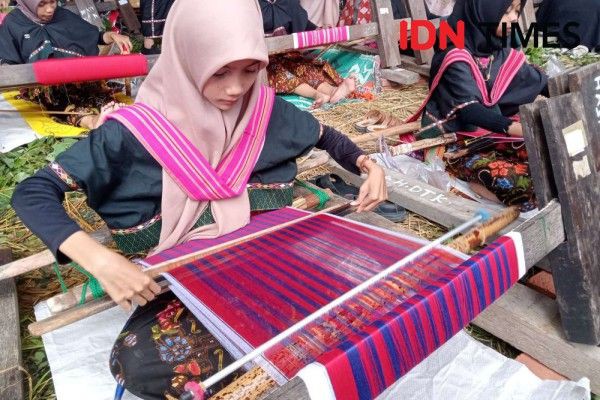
[352,121,421,144]
[389,134,457,156]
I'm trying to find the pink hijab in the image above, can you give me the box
[135,0,270,254]
[16,0,44,23]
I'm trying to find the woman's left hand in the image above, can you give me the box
[104,32,133,54]
[352,156,388,212]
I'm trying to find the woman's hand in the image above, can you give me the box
[59,231,161,311]
[103,32,133,54]
[507,121,523,137]
[352,155,388,212]
[89,251,161,311]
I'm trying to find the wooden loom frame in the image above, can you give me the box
[4,1,600,398]
[0,0,438,90]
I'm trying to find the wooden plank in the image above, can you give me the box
[0,248,24,400]
[474,283,600,393]
[64,1,116,14]
[74,0,103,28]
[400,55,431,77]
[404,0,434,66]
[263,377,308,400]
[0,54,159,90]
[266,23,379,55]
[0,227,112,281]
[540,92,600,344]
[519,0,536,32]
[520,100,557,206]
[371,0,402,68]
[330,162,505,228]
[568,62,600,172]
[380,67,420,85]
[548,72,572,97]
[509,200,564,269]
[114,0,141,33]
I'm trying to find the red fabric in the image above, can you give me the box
[0,13,6,24]
[32,54,149,85]
[338,0,372,26]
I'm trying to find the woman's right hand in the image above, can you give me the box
[59,231,161,311]
[90,251,161,311]
[507,121,523,137]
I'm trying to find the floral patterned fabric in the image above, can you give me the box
[445,142,536,212]
[267,51,344,93]
[110,292,240,400]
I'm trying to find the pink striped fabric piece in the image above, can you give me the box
[293,26,350,49]
[108,86,275,201]
[406,48,526,123]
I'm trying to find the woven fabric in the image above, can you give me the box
[112,187,295,255]
[162,214,523,399]
[32,55,149,86]
[292,26,350,49]
[143,207,308,264]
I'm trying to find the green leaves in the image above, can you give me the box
[0,137,77,214]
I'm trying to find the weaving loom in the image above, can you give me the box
[138,207,525,400]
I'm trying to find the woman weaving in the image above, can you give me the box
[12,0,387,397]
[0,0,131,64]
[409,0,548,211]
[0,0,133,129]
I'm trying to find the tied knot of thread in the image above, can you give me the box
[295,180,330,209]
[52,262,105,304]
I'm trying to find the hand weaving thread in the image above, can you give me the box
[173,207,522,400]
[26,204,352,336]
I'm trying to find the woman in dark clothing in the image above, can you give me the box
[12,0,387,398]
[0,0,132,129]
[0,0,131,64]
[261,0,357,108]
[410,0,548,211]
[536,0,600,51]
[140,0,175,54]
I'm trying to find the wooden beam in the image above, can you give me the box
[380,67,420,85]
[404,0,434,66]
[568,62,600,172]
[74,0,103,28]
[400,55,431,77]
[64,1,116,14]
[474,283,600,394]
[265,23,379,55]
[371,0,402,68]
[330,162,505,228]
[0,227,112,281]
[0,248,23,400]
[114,0,141,33]
[540,91,600,344]
[0,54,159,90]
[519,0,536,32]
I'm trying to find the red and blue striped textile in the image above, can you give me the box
[144,207,308,265]
[292,26,350,49]
[159,213,522,399]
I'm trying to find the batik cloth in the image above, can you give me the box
[267,52,344,93]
